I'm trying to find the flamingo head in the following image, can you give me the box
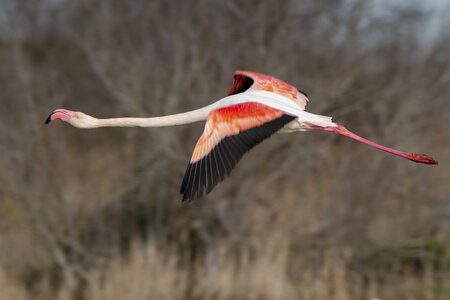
[45,109,97,128]
[45,109,76,124]
[228,70,309,109]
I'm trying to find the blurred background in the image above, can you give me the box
[0,0,449,299]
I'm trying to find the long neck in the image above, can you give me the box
[92,106,213,128]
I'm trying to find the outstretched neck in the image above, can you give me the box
[73,106,213,129]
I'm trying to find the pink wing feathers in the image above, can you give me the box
[180,71,305,201]
[180,103,295,201]
[229,70,308,109]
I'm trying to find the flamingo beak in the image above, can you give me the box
[45,112,54,124]
[45,109,76,124]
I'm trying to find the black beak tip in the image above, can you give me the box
[45,114,52,124]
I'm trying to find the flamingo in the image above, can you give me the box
[46,70,437,201]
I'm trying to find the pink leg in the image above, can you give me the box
[302,125,438,165]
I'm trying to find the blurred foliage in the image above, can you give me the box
[0,0,449,299]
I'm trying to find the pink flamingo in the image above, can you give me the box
[46,70,437,201]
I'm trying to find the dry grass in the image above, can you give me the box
[2,239,446,300]
[0,0,449,299]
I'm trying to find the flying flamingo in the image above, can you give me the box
[46,70,437,201]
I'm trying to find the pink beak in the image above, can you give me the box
[45,109,75,124]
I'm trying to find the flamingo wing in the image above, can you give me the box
[228,70,309,110]
[180,102,296,201]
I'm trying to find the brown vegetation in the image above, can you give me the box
[0,0,449,299]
